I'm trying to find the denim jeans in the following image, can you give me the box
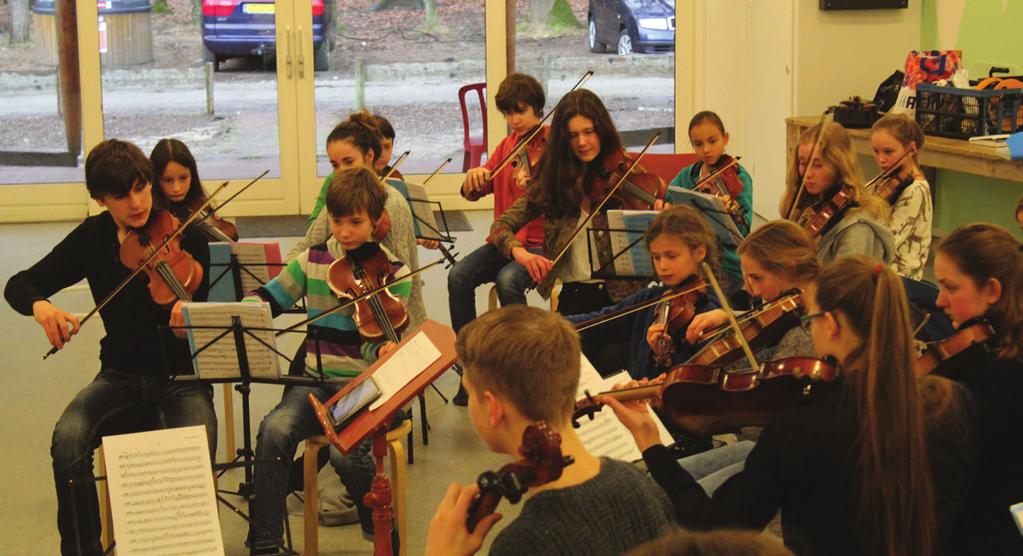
[678,440,755,496]
[447,242,538,333]
[51,369,216,556]
[250,384,375,543]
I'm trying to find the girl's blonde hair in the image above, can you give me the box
[781,122,887,224]
[737,220,820,286]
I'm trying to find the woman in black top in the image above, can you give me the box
[604,256,969,556]
[932,223,1023,554]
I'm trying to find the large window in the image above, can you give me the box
[515,0,675,152]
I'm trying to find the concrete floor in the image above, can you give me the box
[0,209,542,555]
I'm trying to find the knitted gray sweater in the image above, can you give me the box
[489,458,676,556]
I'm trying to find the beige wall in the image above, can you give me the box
[793,3,921,115]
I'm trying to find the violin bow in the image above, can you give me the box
[863,147,916,193]
[420,158,452,186]
[42,173,270,359]
[381,150,411,182]
[785,110,830,221]
[700,262,759,372]
[193,169,270,225]
[485,70,595,180]
[549,132,661,270]
[574,281,709,332]
[274,258,444,337]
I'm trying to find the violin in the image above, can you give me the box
[180,195,238,243]
[686,291,804,367]
[692,155,747,228]
[797,183,857,239]
[326,243,408,343]
[573,277,708,335]
[509,125,549,189]
[589,149,667,210]
[864,147,918,204]
[573,356,839,437]
[915,320,994,375]
[119,209,204,306]
[466,421,574,532]
[651,276,708,366]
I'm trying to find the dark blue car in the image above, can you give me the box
[588,0,675,55]
[201,0,333,71]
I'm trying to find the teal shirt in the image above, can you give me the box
[666,161,753,280]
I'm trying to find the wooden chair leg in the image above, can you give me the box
[97,446,114,550]
[488,285,499,311]
[303,437,328,556]
[388,434,408,556]
[223,383,236,459]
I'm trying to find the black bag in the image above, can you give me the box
[873,69,905,113]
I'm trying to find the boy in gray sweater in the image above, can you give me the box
[425,306,675,556]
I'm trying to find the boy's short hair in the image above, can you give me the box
[85,139,152,199]
[457,305,579,426]
[495,73,546,118]
[326,167,387,220]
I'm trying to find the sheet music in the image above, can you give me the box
[182,302,281,380]
[103,425,224,556]
[232,242,283,293]
[575,357,673,462]
[666,186,744,246]
[603,210,656,277]
[368,330,442,410]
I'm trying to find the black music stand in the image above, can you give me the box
[161,313,331,556]
[586,226,659,282]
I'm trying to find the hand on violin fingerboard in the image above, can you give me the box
[646,322,671,352]
[601,381,662,452]
[426,483,502,556]
[377,341,398,359]
[416,238,441,250]
[32,300,80,350]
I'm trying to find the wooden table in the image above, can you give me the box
[786,115,1023,183]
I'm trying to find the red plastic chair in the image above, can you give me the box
[626,152,702,183]
[458,82,488,171]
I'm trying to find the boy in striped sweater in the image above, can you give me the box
[247,167,410,554]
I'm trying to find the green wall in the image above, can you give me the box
[920,0,1023,240]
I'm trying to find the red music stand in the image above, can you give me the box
[308,320,457,556]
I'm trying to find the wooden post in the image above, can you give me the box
[506,0,515,74]
[205,62,215,115]
[55,0,81,156]
[355,58,366,110]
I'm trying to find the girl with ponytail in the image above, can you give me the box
[605,256,969,556]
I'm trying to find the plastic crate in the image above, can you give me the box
[914,83,1023,139]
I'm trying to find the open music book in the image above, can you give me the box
[103,425,224,555]
[667,186,744,248]
[181,301,281,380]
[208,242,284,302]
[575,356,673,462]
[600,210,657,277]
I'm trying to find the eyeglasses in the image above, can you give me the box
[800,311,827,332]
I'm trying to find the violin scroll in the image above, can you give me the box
[466,421,574,532]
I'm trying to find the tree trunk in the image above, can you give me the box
[423,0,437,28]
[9,0,31,44]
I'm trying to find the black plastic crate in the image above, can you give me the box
[914,83,1023,139]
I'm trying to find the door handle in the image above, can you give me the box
[284,25,293,79]
[296,26,306,79]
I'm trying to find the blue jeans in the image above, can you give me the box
[678,440,755,496]
[51,369,216,556]
[250,384,375,543]
[447,242,538,332]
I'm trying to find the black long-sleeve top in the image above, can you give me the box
[643,380,974,556]
[4,211,210,375]
[935,346,1023,555]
